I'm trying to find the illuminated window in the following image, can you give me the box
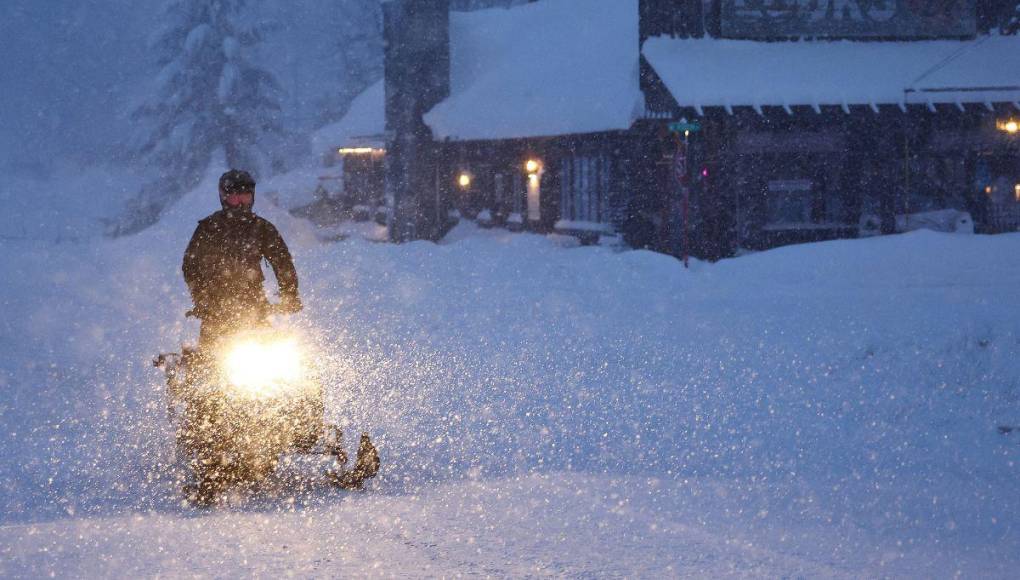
[338,147,385,156]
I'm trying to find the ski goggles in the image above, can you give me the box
[224,191,253,207]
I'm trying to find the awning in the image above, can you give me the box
[424,0,644,141]
[907,35,1020,109]
[642,35,1020,113]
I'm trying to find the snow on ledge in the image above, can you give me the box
[554,220,615,234]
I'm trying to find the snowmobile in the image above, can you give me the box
[153,307,379,505]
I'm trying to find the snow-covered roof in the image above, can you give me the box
[310,80,386,153]
[907,35,1020,107]
[642,35,1020,112]
[424,0,644,141]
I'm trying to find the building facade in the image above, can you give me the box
[383,0,1020,258]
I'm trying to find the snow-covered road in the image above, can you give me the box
[5,473,1006,578]
[2,174,1019,576]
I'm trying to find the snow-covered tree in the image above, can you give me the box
[115,0,284,234]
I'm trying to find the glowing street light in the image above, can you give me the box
[998,119,1019,134]
[458,172,472,189]
[525,159,541,174]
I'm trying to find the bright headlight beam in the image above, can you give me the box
[224,338,302,396]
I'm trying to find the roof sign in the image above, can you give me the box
[720,0,977,40]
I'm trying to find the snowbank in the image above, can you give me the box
[860,208,975,236]
[1,207,1018,575]
[0,164,145,242]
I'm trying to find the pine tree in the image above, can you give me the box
[116,0,283,234]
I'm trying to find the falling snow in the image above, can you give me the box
[2,0,1020,576]
[0,165,1018,576]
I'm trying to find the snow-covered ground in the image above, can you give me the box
[1,169,1019,577]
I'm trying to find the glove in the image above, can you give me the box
[279,294,303,314]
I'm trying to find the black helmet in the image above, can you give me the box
[218,169,256,210]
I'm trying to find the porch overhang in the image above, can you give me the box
[642,35,1020,115]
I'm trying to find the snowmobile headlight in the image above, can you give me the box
[223,337,303,397]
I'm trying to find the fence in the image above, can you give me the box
[986,204,1020,233]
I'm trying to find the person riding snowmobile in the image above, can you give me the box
[167,172,379,503]
[183,169,302,348]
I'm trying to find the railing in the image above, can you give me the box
[986,204,1020,233]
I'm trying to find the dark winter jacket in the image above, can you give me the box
[182,210,299,321]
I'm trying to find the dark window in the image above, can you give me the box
[560,154,612,224]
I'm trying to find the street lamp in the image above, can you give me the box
[458,172,472,189]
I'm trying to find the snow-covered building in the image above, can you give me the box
[300,80,387,223]
[383,0,1020,256]
[334,80,387,210]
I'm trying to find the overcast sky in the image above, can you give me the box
[0,1,147,173]
[0,0,361,177]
